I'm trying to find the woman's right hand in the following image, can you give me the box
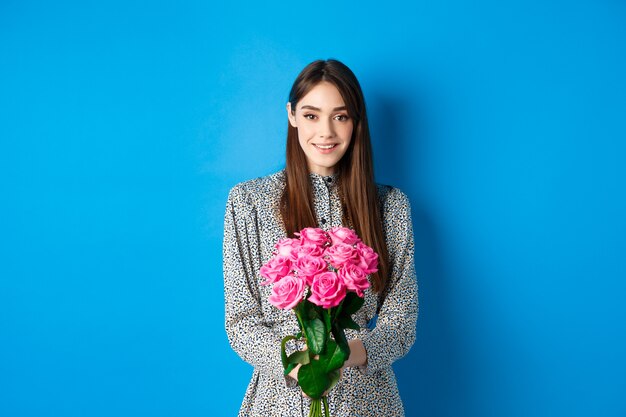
[287,352,343,398]
[287,362,302,382]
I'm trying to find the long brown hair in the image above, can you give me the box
[280,59,390,294]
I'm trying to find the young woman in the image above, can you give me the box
[223,59,418,417]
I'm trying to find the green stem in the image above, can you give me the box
[333,302,344,324]
[295,309,306,339]
[323,396,329,417]
[295,309,313,363]
[323,308,332,337]
[309,398,322,417]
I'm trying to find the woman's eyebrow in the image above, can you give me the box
[300,105,347,111]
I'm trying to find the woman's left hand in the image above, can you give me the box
[343,339,367,368]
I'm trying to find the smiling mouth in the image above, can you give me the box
[314,144,337,150]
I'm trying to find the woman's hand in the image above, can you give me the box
[287,362,302,382]
[287,342,307,383]
[290,339,366,397]
[342,339,368,368]
[288,349,342,398]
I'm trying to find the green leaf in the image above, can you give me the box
[327,369,341,392]
[318,340,348,373]
[338,314,360,330]
[342,292,365,315]
[299,299,321,321]
[287,350,310,366]
[304,318,327,355]
[331,324,351,358]
[280,335,297,370]
[284,362,297,376]
[298,360,329,400]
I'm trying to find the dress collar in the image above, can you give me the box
[308,171,339,185]
[274,169,339,187]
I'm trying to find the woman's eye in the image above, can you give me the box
[335,114,350,121]
[304,114,317,120]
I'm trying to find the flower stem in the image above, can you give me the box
[295,309,305,336]
[333,302,344,324]
[323,309,332,337]
[306,397,330,417]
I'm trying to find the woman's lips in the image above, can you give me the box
[313,143,338,154]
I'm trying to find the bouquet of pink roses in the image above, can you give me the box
[260,226,378,417]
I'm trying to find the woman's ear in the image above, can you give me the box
[286,102,297,128]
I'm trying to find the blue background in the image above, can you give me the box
[1,1,625,416]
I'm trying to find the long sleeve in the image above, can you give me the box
[359,188,418,375]
[223,184,292,383]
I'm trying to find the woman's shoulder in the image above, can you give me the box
[227,170,286,206]
[376,183,413,241]
[376,182,411,211]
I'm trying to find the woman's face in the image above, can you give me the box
[287,81,353,176]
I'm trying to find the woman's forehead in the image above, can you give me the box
[297,81,346,110]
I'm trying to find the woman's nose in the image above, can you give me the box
[318,118,335,138]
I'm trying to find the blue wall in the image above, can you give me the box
[1,1,625,416]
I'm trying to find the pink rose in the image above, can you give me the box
[260,255,292,286]
[296,227,329,248]
[268,274,306,310]
[289,243,324,262]
[308,271,346,309]
[294,255,328,286]
[324,243,358,269]
[355,242,379,274]
[328,227,360,246]
[338,263,370,297]
[274,238,300,257]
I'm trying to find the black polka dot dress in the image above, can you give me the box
[223,170,418,417]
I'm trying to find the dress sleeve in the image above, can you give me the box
[223,184,295,385]
[359,188,419,375]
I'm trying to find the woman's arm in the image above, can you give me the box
[223,184,294,384]
[358,188,419,375]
